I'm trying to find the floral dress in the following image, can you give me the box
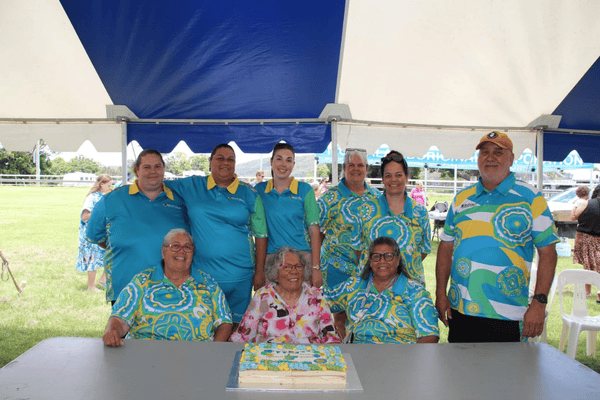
[76,191,105,272]
[231,282,340,344]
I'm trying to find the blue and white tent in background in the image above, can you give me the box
[2,1,600,184]
[316,146,595,173]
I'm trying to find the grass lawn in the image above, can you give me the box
[0,187,599,373]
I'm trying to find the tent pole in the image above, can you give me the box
[35,140,40,186]
[454,165,458,196]
[121,120,128,183]
[332,119,339,185]
[536,129,544,190]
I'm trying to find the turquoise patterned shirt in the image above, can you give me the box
[361,193,431,286]
[324,274,439,344]
[111,265,232,341]
[441,173,559,321]
[318,178,381,278]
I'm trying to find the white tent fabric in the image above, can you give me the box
[1,0,600,163]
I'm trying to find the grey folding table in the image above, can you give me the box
[1,337,599,399]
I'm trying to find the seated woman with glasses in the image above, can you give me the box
[231,246,339,344]
[102,229,232,346]
[324,236,439,344]
[361,150,431,286]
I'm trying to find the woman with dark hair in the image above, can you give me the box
[87,149,189,303]
[254,142,322,287]
[76,174,111,291]
[165,143,268,324]
[231,246,339,344]
[361,150,431,286]
[324,236,439,344]
[572,185,600,301]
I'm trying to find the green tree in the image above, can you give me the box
[47,156,102,175]
[188,155,209,173]
[164,153,192,175]
[317,165,330,178]
[410,167,422,179]
[0,148,52,175]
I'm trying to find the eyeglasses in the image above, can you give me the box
[370,252,396,262]
[166,243,195,253]
[280,263,304,272]
[345,148,367,153]
[381,154,405,164]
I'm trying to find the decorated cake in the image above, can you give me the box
[238,343,347,389]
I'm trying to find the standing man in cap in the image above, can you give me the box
[435,131,558,342]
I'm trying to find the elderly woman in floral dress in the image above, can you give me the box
[231,246,339,344]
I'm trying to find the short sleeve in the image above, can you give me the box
[86,195,108,244]
[250,195,268,238]
[303,189,320,226]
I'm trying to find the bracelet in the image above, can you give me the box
[312,265,320,270]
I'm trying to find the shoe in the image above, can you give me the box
[97,282,106,290]
[596,299,600,304]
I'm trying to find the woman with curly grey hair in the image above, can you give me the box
[231,246,339,344]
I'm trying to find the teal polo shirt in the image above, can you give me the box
[255,178,319,254]
[166,175,268,283]
[86,182,189,301]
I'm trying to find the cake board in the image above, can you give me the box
[225,351,363,392]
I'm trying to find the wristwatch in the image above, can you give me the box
[532,294,548,304]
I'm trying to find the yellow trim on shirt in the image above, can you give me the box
[128,182,174,200]
[264,177,299,194]
[207,174,239,194]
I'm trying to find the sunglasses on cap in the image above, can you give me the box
[345,148,367,153]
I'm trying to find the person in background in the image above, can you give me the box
[572,185,600,302]
[87,149,189,303]
[362,151,431,286]
[102,229,232,346]
[165,143,268,325]
[251,170,264,187]
[231,246,339,344]
[255,143,322,287]
[114,171,134,188]
[409,180,428,207]
[436,131,558,342]
[324,236,439,343]
[76,174,111,291]
[571,185,590,220]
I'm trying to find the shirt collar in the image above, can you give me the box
[128,181,174,200]
[264,177,299,194]
[476,172,515,197]
[150,263,204,285]
[379,191,415,218]
[339,178,377,197]
[207,174,240,194]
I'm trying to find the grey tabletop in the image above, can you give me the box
[1,337,599,399]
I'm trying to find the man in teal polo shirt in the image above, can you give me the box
[87,149,189,302]
[435,132,558,342]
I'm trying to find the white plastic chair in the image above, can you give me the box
[557,269,600,358]
[528,262,557,343]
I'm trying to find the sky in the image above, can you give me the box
[54,140,267,167]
